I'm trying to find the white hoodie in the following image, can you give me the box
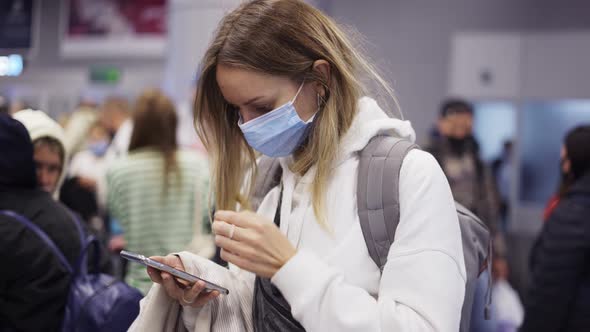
[267,97,466,331]
[13,109,68,199]
[171,97,466,331]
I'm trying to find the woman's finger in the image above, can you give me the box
[215,234,259,261]
[161,272,184,300]
[147,266,163,283]
[220,249,281,279]
[220,248,258,271]
[212,220,246,241]
[181,280,206,305]
[150,254,185,271]
[213,220,259,244]
[215,210,257,229]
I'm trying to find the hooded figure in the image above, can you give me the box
[0,113,37,189]
[13,109,68,199]
[0,113,113,332]
[522,126,590,331]
[0,113,82,331]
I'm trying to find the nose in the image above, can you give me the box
[240,110,256,124]
[37,168,52,191]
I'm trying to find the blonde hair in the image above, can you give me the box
[194,0,398,227]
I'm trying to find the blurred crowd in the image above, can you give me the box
[1,90,589,332]
[0,89,214,331]
[426,100,590,332]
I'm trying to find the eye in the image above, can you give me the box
[49,165,61,174]
[255,106,272,113]
[252,103,273,113]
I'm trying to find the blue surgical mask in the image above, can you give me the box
[238,83,315,157]
[88,140,109,157]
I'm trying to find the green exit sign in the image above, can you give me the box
[89,67,121,84]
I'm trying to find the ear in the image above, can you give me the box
[437,118,447,134]
[563,158,571,174]
[312,60,330,97]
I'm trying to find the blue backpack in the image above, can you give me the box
[0,210,143,332]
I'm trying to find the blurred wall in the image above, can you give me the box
[324,0,590,143]
[3,0,590,126]
[0,0,165,110]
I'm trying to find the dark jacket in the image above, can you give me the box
[521,172,590,332]
[427,136,500,234]
[0,114,110,332]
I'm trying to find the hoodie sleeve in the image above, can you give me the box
[177,252,255,331]
[271,150,466,331]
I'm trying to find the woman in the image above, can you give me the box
[521,125,590,332]
[61,122,111,225]
[13,109,68,198]
[543,141,583,222]
[68,121,111,192]
[106,89,210,294]
[136,1,465,331]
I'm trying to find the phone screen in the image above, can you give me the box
[120,250,229,295]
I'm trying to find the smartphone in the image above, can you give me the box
[120,250,229,295]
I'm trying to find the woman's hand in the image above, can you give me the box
[213,210,297,278]
[147,255,220,307]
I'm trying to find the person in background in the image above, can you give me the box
[0,95,9,115]
[428,99,503,332]
[492,140,514,231]
[521,125,590,332]
[106,89,210,294]
[68,121,111,197]
[13,109,68,199]
[100,96,133,159]
[63,99,99,157]
[542,135,584,222]
[0,114,111,332]
[93,96,133,255]
[60,121,111,236]
[427,99,500,232]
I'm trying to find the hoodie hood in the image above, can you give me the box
[13,109,68,198]
[337,97,416,164]
[0,113,37,189]
[279,97,416,174]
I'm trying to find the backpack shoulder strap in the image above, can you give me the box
[64,209,100,276]
[0,210,73,274]
[251,156,283,212]
[357,136,418,271]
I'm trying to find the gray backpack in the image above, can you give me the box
[252,136,492,332]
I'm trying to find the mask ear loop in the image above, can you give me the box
[290,81,306,104]
[307,92,325,125]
